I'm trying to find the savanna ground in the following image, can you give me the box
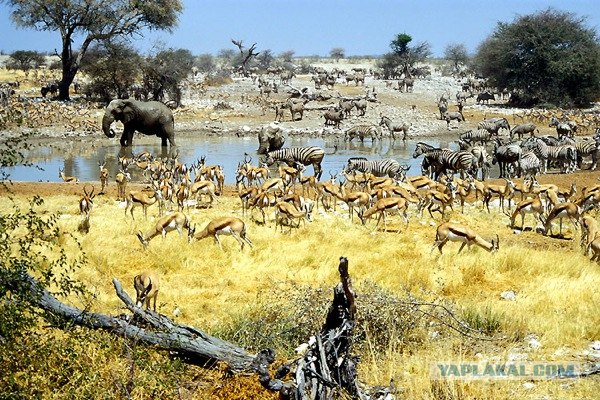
[2,60,600,399]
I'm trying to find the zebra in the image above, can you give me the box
[513,151,541,183]
[477,117,511,135]
[442,111,465,129]
[549,117,574,139]
[264,146,326,180]
[379,115,410,141]
[559,136,599,170]
[521,136,577,174]
[492,139,522,178]
[510,123,537,140]
[456,140,490,180]
[344,124,381,143]
[413,142,473,180]
[345,157,409,179]
[459,129,493,145]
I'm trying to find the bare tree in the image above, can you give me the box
[232,39,260,77]
[444,43,469,76]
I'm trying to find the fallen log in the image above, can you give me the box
[14,271,255,372]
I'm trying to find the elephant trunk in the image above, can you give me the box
[257,142,269,155]
[102,114,116,138]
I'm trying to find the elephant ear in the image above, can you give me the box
[120,101,137,124]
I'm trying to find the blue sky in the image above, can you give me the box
[1,1,600,57]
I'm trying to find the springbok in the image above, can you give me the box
[133,271,160,311]
[432,222,499,254]
[188,217,253,251]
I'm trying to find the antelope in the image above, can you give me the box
[237,182,259,216]
[508,194,545,230]
[133,271,160,311]
[510,179,535,203]
[580,215,599,250]
[299,167,319,199]
[278,164,300,188]
[261,177,285,195]
[188,217,253,250]
[274,201,311,233]
[432,222,499,254]
[359,197,409,232]
[588,236,600,263]
[136,212,191,249]
[175,181,190,212]
[190,179,217,207]
[557,182,577,202]
[247,163,270,186]
[115,169,131,201]
[336,183,371,221]
[482,179,515,213]
[542,202,582,237]
[418,181,457,219]
[59,168,78,183]
[98,161,109,194]
[248,189,278,224]
[125,186,163,220]
[316,172,339,211]
[455,179,476,213]
[79,184,95,218]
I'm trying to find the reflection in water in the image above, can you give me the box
[6,132,468,184]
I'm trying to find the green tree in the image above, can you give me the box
[473,8,600,107]
[257,49,275,70]
[378,33,431,78]
[2,0,182,101]
[142,48,194,107]
[279,50,295,63]
[6,50,45,71]
[329,47,345,62]
[443,43,469,76]
[80,42,142,102]
[195,53,216,75]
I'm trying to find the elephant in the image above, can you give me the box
[257,122,286,154]
[102,99,176,148]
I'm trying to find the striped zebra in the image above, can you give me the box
[477,117,510,135]
[459,129,493,145]
[521,137,577,174]
[379,115,410,141]
[559,137,599,170]
[412,142,473,180]
[514,151,541,182]
[344,124,381,143]
[457,140,490,180]
[265,146,326,180]
[345,157,409,179]
[549,117,574,139]
[492,140,522,178]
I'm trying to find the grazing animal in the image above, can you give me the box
[379,115,410,141]
[133,271,160,311]
[510,123,537,140]
[136,212,191,249]
[264,146,326,181]
[188,217,253,250]
[344,124,381,143]
[432,222,499,254]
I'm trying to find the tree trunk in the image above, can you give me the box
[15,271,255,372]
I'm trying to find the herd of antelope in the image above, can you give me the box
[58,143,600,310]
[61,144,600,261]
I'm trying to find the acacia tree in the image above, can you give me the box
[2,0,182,101]
[378,33,431,78]
[473,8,600,107]
[443,43,469,76]
[329,47,345,62]
[6,50,46,71]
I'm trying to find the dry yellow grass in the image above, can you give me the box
[2,185,600,398]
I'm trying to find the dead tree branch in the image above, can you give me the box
[15,271,255,372]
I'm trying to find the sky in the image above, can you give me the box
[1,1,600,58]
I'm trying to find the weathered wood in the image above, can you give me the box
[255,256,366,399]
[14,271,255,372]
